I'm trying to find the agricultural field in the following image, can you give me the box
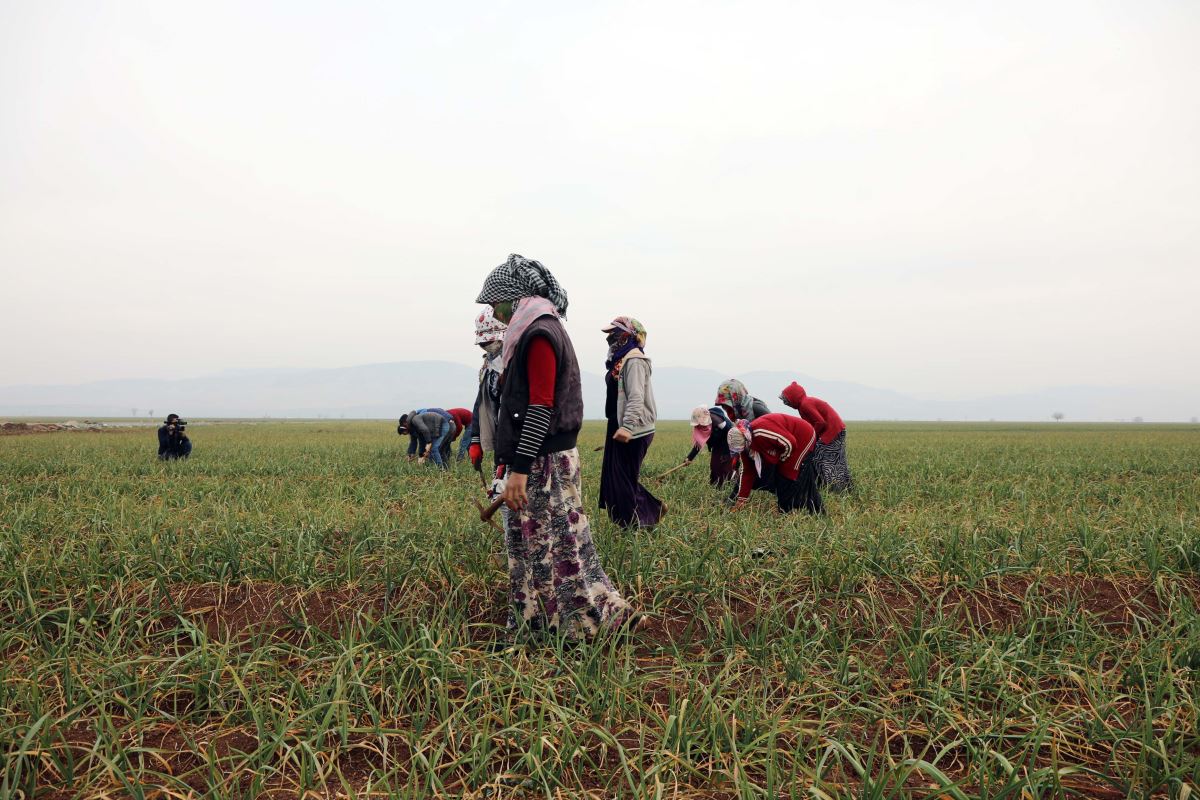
[1,420,1198,799]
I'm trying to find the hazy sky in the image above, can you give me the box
[2,1,1197,399]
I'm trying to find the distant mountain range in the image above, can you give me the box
[0,362,1196,422]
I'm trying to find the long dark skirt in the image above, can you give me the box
[775,453,825,514]
[814,430,853,492]
[599,430,663,529]
[709,448,737,486]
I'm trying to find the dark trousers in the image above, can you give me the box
[599,427,663,529]
[709,449,737,486]
[774,453,824,514]
[158,436,191,460]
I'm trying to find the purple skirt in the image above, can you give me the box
[599,431,663,529]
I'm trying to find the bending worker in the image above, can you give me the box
[398,408,455,469]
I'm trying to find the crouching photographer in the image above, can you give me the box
[157,413,193,460]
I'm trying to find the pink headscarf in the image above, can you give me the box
[501,296,562,371]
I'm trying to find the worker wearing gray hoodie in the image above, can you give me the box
[598,316,664,529]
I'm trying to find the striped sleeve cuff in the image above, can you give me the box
[512,405,553,473]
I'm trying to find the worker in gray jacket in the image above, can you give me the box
[598,316,664,528]
[398,408,454,469]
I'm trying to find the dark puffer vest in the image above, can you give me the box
[495,315,584,464]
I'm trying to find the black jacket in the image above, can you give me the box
[157,424,191,459]
[495,315,584,468]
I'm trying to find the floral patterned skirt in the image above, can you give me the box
[506,448,634,640]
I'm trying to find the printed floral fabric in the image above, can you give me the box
[605,316,647,348]
[505,448,633,639]
[715,379,753,420]
[604,317,647,379]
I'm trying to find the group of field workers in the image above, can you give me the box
[445,254,854,644]
[396,407,473,468]
[681,378,854,514]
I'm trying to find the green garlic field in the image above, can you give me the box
[1,421,1197,799]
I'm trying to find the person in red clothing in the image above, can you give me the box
[447,407,474,462]
[779,382,853,492]
[727,413,824,514]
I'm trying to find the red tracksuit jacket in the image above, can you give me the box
[737,413,817,499]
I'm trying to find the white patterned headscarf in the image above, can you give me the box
[473,306,507,346]
[475,254,568,317]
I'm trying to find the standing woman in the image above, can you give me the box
[477,254,636,641]
[598,316,664,529]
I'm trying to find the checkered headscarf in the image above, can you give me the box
[475,254,568,317]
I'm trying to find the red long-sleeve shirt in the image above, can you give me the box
[780,383,845,445]
[509,334,559,474]
[737,413,817,499]
[527,335,557,406]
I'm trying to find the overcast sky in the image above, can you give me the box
[2,1,1197,399]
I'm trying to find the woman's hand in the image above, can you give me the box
[503,472,529,511]
[612,428,633,443]
[731,498,748,512]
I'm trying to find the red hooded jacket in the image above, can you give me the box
[779,382,845,445]
[737,413,817,499]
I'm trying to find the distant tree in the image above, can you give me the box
[148,410,154,418]
[1192,417,1198,424]
[1052,412,1064,422]
[131,408,138,417]
[1133,416,1144,423]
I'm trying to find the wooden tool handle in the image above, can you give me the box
[654,461,689,481]
[481,496,506,520]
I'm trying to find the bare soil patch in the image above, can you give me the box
[72,572,1193,651]
[848,573,1185,632]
